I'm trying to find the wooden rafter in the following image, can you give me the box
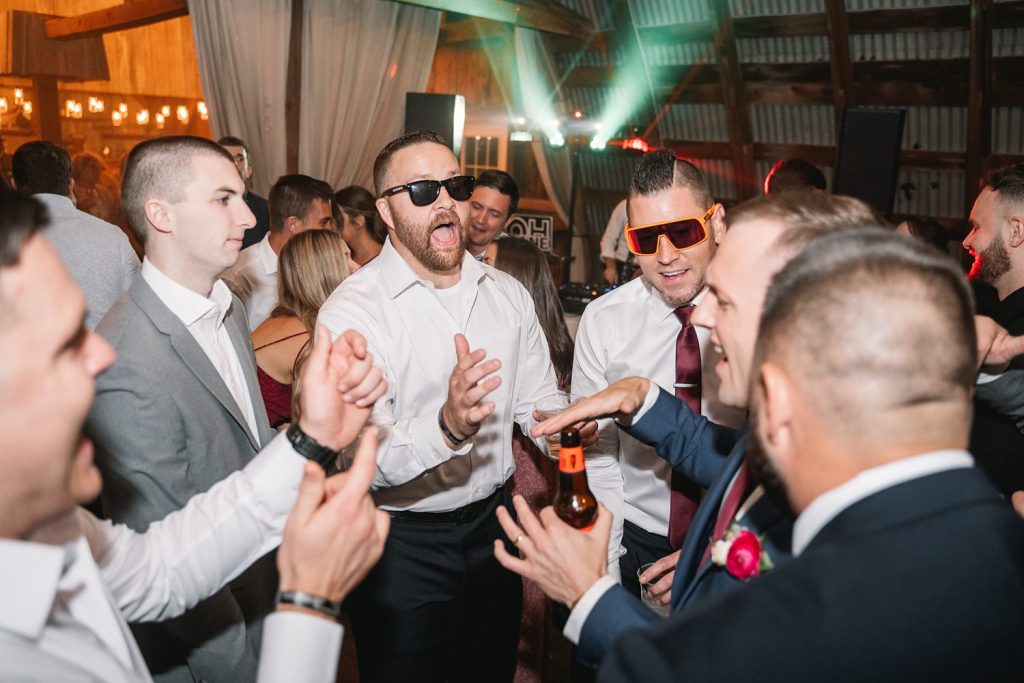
[710,0,756,200]
[285,0,304,175]
[391,0,591,37]
[609,0,661,146]
[824,0,853,134]
[965,0,994,216]
[43,0,188,40]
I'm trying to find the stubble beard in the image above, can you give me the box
[969,234,1012,286]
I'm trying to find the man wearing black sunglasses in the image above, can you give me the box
[316,131,564,682]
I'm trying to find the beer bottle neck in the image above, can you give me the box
[558,444,586,474]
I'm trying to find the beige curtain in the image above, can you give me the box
[189,0,439,195]
[299,0,440,190]
[188,0,291,196]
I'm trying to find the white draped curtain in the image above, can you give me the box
[300,1,439,190]
[514,27,591,282]
[188,0,440,195]
[188,0,291,196]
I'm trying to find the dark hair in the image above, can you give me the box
[0,188,47,268]
[759,228,975,430]
[764,159,827,194]
[373,130,447,196]
[900,216,948,252]
[12,141,72,196]
[217,136,248,152]
[982,163,1024,206]
[269,174,334,234]
[629,150,712,208]
[493,237,574,386]
[474,170,519,215]
[334,185,386,244]
[121,135,235,245]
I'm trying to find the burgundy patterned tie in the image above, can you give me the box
[668,306,702,549]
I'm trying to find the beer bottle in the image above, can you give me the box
[553,428,598,531]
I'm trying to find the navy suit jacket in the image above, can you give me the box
[577,388,792,668]
[597,466,1024,682]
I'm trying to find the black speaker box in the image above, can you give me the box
[832,108,906,216]
[404,93,465,157]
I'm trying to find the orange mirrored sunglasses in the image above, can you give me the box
[624,206,715,256]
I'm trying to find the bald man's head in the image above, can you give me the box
[753,229,975,509]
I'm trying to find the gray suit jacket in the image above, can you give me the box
[87,277,276,683]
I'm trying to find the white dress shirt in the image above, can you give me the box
[562,449,975,644]
[0,434,342,683]
[141,259,261,444]
[573,278,745,574]
[600,199,630,262]
[223,233,279,330]
[35,193,139,330]
[317,238,558,512]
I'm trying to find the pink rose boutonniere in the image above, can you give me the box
[709,524,774,581]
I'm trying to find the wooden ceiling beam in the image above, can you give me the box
[824,0,853,131]
[438,16,511,45]
[965,0,994,216]
[392,0,591,37]
[710,1,757,200]
[44,0,188,40]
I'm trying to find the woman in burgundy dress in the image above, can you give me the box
[491,236,576,683]
[251,229,351,428]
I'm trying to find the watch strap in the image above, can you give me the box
[285,423,339,469]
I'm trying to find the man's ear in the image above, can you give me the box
[375,198,395,231]
[144,198,173,236]
[710,203,726,245]
[757,361,795,461]
[67,177,75,198]
[284,215,302,235]
[1008,214,1024,249]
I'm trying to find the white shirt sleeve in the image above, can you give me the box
[600,200,627,261]
[572,306,625,576]
[84,432,305,623]
[562,574,619,644]
[256,611,344,683]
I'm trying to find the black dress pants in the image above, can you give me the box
[617,519,674,599]
[346,488,522,683]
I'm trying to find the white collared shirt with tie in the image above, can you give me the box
[140,259,261,444]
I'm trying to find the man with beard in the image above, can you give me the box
[316,131,562,682]
[963,163,1024,496]
[498,229,1024,681]
[515,191,878,670]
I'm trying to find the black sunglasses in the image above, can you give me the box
[381,175,475,207]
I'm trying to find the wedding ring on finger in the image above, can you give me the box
[513,534,524,546]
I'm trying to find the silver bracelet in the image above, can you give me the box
[275,590,341,620]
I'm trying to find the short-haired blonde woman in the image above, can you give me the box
[251,229,350,427]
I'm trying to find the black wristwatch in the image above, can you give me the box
[286,423,340,469]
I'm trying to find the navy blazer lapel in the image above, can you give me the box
[671,432,748,609]
[130,280,261,450]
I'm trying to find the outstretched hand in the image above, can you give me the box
[278,427,390,605]
[298,326,386,452]
[493,495,612,608]
[531,377,651,438]
[440,333,502,445]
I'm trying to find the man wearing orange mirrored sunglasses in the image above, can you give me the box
[572,150,744,602]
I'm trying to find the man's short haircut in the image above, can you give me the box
[764,158,827,194]
[121,135,234,245]
[628,150,713,209]
[12,141,72,197]
[474,170,519,215]
[982,163,1024,207]
[217,136,249,152]
[372,130,448,197]
[334,185,387,244]
[0,188,46,269]
[759,228,975,436]
[268,174,334,233]
[728,191,880,260]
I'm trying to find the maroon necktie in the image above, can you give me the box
[668,306,702,549]
[700,459,751,566]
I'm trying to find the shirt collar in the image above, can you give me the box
[256,233,278,276]
[792,449,974,556]
[377,237,490,299]
[141,258,233,328]
[0,515,82,639]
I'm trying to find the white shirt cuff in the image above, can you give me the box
[977,370,1002,385]
[256,611,344,683]
[562,574,619,645]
